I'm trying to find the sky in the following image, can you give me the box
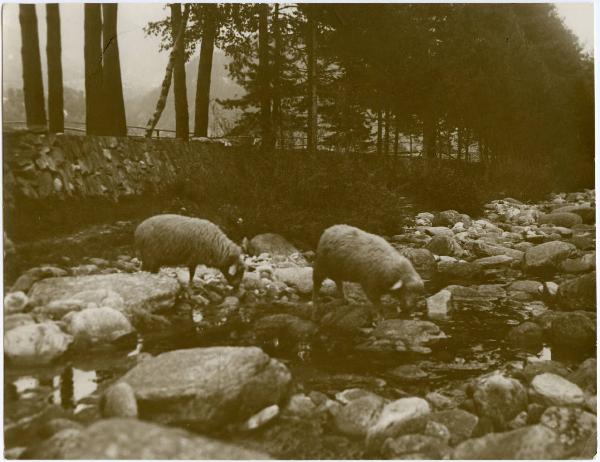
[1,2,595,96]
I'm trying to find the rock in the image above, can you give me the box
[426,289,453,320]
[427,409,479,445]
[320,305,371,334]
[568,234,595,250]
[453,424,567,459]
[539,212,583,228]
[366,397,431,450]
[241,404,280,431]
[425,392,458,411]
[388,364,428,381]
[121,346,291,430]
[101,382,138,418]
[284,393,317,417]
[64,307,133,346]
[357,319,446,354]
[426,235,463,257]
[468,241,524,261]
[530,373,585,407]
[472,372,528,430]
[506,322,543,349]
[398,248,437,280]
[520,359,571,383]
[473,254,514,268]
[4,321,72,365]
[39,418,84,439]
[273,267,313,295]
[33,418,270,459]
[547,311,595,352]
[415,212,434,226]
[11,266,68,293]
[4,313,35,333]
[553,206,595,224]
[418,226,455,237]
[253,314,317,345]
[433,210,461,227]
[568,358,596,392]
[4,291,29,314]
[523,241,577,273]
[34,299,86,320]
[335,388,383,405]
[507,280,543,301]
[28,273,181,315]
[424,420,451,443]
[557,271,596,311]
[436,260,481,282]
[332,394,385,438]
[540,406,596,454]
[381,434,450,459]
[249,233,299,258]
[71,264,100,276]
[559,252,595,273]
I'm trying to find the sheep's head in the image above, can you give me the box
[224,254,245,288]
[390,277,425,312]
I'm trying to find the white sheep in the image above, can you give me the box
[134,214,244,286]
[313,224,424,317]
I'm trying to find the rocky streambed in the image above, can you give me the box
[3,190,597,459]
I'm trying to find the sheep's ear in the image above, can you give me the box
[390,280,404,291]
[241,237,250,254]
[228,263,238,276]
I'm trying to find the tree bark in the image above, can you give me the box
[306,10,318,155]
[84,4,103,135]
[376,109,383,155]
[171,4,189,140]
[384,108,391,155]
[46,4,63,133]
[145,4,190,138]
[102,3,127,136]
[272,3,282,149]
[393,113,399,155]
[194,4,217,137]
[422,110,437,159]
[19,4,46,129]
[258,4,273,151]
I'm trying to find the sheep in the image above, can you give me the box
[134,214,245,287]
[312,224,424,319]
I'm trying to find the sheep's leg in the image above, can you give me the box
[333,280,346,301]
[188,265,197,286]
[364,288,384,325]
[311,269,325,321]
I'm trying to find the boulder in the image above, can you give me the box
[398,248,437,280]
[101,382,138,418]
[4,291,29,314]
[436,260,482,283]
[426,289,453,320]
[473,254,514,268]
[472,372,528,430]
[11,266,69,293]
[520,359,571,383]
[539,212,583,228]
[506,280,543,301]
[426,235,463,257]
[546,311,595,352]
[540,406,596,454]
[4,313,35,333]
[418,226,455,237]
[320,305,371,334]
[559,252,595,273]
[249,233,299,258]
[32,418,270,459]
[28,273,181,316]
[64,307,133,346]
[530,373,585,407]
[506,322,543,350]
[557,271,596,311]
[273,267,313,295]
[332,394,386,438]
[121,346,291,430]
[427,409,479,445]
[523,241,577,273]
[549,206,595,224]
[468,241,524,261]
[357,319,446,354]
[568,358,596,392]
[253,314,318,345]
[4,321,72,365]
[381,434,450,459]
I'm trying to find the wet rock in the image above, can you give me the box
[273,267,313,295]
[523,241,577,273]
[253,314,317,345]
[472,371,528,430]
[568,358,596,392]
[366,397,431,450]
[101,382,138,418]
[28,273,181,315]
[11,266,69,293]
[530,373,585,407]
[388,364,428,381]
[320,305,371,334]
[249,233,299,258]
[121,346,291,430]
[4,291,29,314]
[540,406,596,454]
[453,424,567,459]
[547,311,595,351]
[520,359,571,383]
[506,322,543,350]
[40,289,126,318]
[559,252,595,273]
[381,434,450,459]
[357,319,446,354]
[241,404,280,431]
[427,289,453,320]
[335,388,383,405]
[33,418,270,459]
[473,254,514,268]
[398,248,437,280]
[426,235,463,257]
[557,271,596,311]
[332,394,385,438]
[538,212,583,228]
[4,321,72,365]
[64,307,133,346]
[4,313,35,333]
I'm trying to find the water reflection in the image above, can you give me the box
[48,367,98,408]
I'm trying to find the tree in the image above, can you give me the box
[305,8,318,154]
[145,4,191,137]
[102,3,127,136]
[194,4,218,137]
[46,3,64,133]
[257,3,273,150]
[84,4,104,135]
[171,3,189,139]
[19,4,46,129]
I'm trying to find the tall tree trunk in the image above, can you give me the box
[194,4,217,137]
[384,108,390,155]
[272,3,282,149]
[84,4,103,135]
[171,4,188,140]
[46,4,63,133]
[306,10,318,155]
[409,133,413,155]
[102,3,127,136]
[376,109,383,154]
[422,110,437,159]
[145,4,190,138]
[464,130,470,161]
[19,4,46,129]
[258,4,273,151]
[393,113,399,155]
[457,127,463,160]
